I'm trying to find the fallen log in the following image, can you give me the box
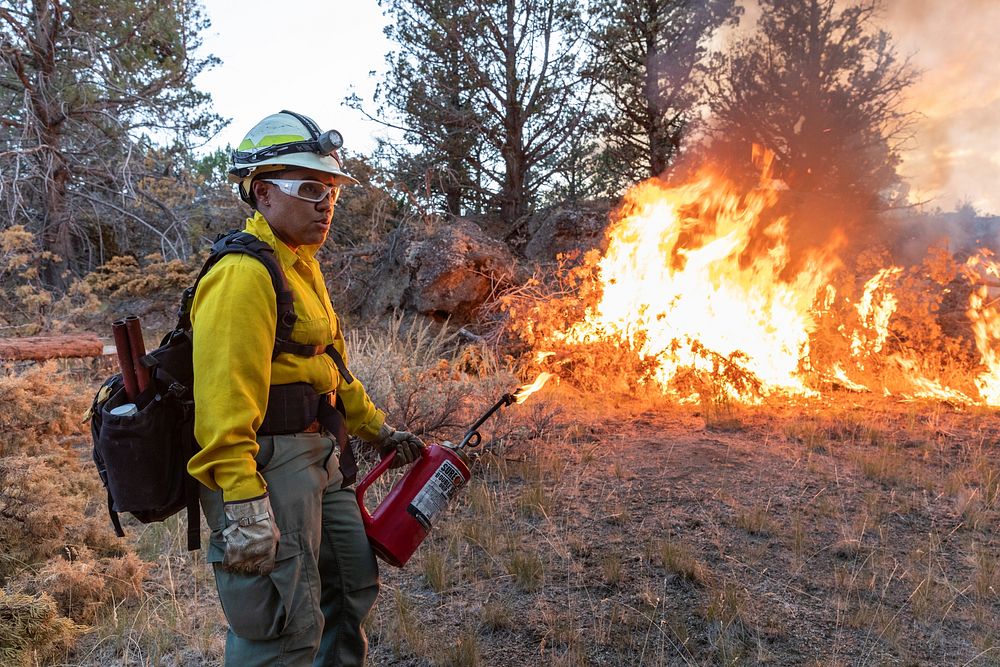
[0,334,105,361]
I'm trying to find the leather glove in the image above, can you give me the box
[376,423,426,469]
[221,494,281,575]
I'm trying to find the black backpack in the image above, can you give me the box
[89,231,353,551]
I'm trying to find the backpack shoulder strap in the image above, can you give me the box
[175,231,298,361]
[176,231,355,376]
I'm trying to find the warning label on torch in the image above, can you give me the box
[407,459,465,530]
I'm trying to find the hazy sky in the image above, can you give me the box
[195,0,999,215]
[195,0,393,157]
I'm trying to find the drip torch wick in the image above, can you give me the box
[457,393,518,450]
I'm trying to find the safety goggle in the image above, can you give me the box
[259,179,341,203]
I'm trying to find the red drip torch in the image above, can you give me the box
[356,373,552,567]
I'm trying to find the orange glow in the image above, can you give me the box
[526,160,1000,407]
[513,372,554,404]
[550,164,837,400]
[966,251,1000,404]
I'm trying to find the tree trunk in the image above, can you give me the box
[0,334,105,361]
[500,0,527,224]
[31,0,72,287]
[644,3,669,177]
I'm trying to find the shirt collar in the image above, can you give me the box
[245,211,318,269]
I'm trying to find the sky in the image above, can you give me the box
[194,0,394,157]
[194,0,1000,216]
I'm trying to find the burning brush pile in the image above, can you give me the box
[503,152,1000,408]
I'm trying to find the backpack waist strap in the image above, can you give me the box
[258,382,324,435]
[256,382,354,486]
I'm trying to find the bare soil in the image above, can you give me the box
[365,390,1000,666]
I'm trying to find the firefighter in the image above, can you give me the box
[188,110,424,666]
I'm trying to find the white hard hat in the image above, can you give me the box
[230,110,359,204]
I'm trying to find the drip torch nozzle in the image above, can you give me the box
[455,373,553,453]
[457,393,516,451]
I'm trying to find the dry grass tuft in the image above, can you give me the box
[655,538,710,586]
[508,549,544,592]
[420,548,450,593]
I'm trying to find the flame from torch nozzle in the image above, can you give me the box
[512,372,554,404]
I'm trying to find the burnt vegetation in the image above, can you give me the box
[2,0,999,665]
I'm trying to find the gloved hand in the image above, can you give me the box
[221,494,281,575]
[376,423,426,469]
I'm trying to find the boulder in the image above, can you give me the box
[521,201,612,263]
[360,217,519,323]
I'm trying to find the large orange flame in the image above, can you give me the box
[550,167,838,400]
[530,165,1000,407]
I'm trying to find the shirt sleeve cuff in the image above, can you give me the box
[221,471,267,503]
[356,409,387,442]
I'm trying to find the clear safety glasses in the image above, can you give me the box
[260,178,341,203]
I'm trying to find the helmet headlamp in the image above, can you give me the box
[232,110,345,168]
[316,129,343,154]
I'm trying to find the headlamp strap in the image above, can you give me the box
[232,110,343,168]
[280,109,321,141]
[232,141,323,164]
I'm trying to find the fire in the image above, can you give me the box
[851,267,902,361]
[512,372,554,404]
[966,251,1000,404]
[550,165,838,400]
[524,164,1000,407]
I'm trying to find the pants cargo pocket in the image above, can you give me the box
[208,532,309,641]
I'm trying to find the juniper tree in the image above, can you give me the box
[707,0,916,207]
[0,0,224,284]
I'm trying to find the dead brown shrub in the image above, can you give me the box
[0,361,91,457]
[84,253,197,301]
[0,453,122,582]
[0,590,83,666]
[18,552,149,625]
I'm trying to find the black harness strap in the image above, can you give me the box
[186,233,358,387]
[194,230,361,484]
[177,231,298,362]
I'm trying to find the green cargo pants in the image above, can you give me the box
[201,432,380,667]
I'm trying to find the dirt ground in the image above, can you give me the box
[362,390,1000,666]
[65,386,1000,666]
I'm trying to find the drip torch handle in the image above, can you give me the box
[355,450,396,529]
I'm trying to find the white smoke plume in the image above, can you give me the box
[885,0,1000,216]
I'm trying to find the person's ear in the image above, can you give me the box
[252,179,270,208]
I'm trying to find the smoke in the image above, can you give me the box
[710,0,1000,217]
[884,0,1000,216]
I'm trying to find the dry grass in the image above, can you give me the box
[5,330,1000,666]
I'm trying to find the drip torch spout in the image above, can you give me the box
[457,393,516,450]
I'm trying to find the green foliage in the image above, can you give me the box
[588,0,740,196]
[367,0,593,223]
[707,0,916,206]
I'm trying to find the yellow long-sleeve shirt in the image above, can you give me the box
[187,212,385,501]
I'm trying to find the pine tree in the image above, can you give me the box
[367,0,593,225]
[0,0,225,284]
[589,0,739,196]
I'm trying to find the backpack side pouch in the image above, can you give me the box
[94,385,188,518]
